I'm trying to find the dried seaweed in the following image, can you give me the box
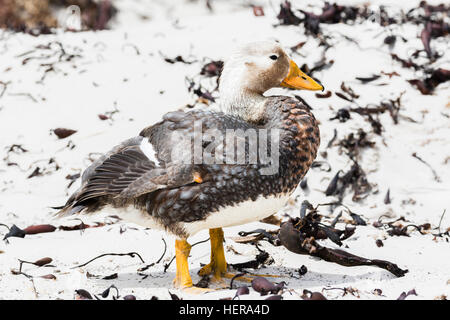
[323,128,374,203]
[412,152,441,182]
[384,189,391,204]
[304,58,334,76]
[102,273,118,280]
[348,92,404,131]
[53,128,77,139]
[298,3,362,35]
[408,68,450,95]
[138,238,167,272]
[251,276,286,296]
[397,289,417,300]
[18,257,53,270]
[71,252,145,269]
[229,246,273,271]
[75,289,93,300]
[276,1,302,26]
[356,75,381,83]
[66,173,80,188]
[1,224,26,240]
[326,129,338,148]
[335,92,353,102]
[329,109,350,122]
[315,90,332,99]
[322,286,360,298]
[200,60,224,78]
[160,52,196,65]
[384,35,397,47]
[373,215,446,238]
[420,21,449,59]
[285,202,356,247]
[2,223,58,241]
[275,0,411,39]
[342,162,373,202]
[340,82,359,99]
[99,284,120,299]
[168,291,181,300]
[338,129,375,158]
[325,171,341,196]
[278,220,408,277]
[265,294,283,300]
[252,6,264,17]
[311,160,332,172]
[195,275,211,288]
[302,290,327,300]
[275,0,449,59]
[390,54,420,70]
[300,178,308,189]
[237,229,278,245]
[185,76,216,104]
[23,224,56,234]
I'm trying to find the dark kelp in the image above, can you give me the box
[278,220,408,277]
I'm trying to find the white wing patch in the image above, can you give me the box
[140,138,160,165]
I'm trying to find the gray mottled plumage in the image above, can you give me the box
[57,96,320,237]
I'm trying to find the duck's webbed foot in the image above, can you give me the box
[198,228,282,288]
[198,228,228,280]
[197,228,249,286]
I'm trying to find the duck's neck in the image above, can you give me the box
[220,88,267,123]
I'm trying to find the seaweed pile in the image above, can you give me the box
[276,0,449,91]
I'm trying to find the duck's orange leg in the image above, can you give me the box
[198,228,255,284]
[198,228,227,279]
[173,239,212,294]
[198,228,281,285]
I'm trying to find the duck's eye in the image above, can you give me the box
[269,55,278,61]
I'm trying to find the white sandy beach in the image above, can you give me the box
[0,0,449,300]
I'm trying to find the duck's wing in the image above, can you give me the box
[58,109,251,216]
[56,135,200,216]
[72,143,163,203]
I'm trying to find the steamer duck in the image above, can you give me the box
[57,41,323,292]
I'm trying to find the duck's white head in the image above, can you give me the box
[219,41,323,122]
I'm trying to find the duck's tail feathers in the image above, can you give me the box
[55,204,87,217]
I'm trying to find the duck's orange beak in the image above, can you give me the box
[281,60,324,91]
